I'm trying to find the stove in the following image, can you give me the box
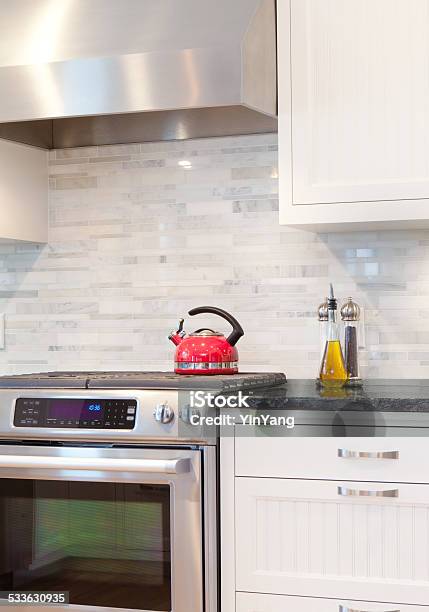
[0,369,240,612]
[0,370,285,611]
[0,370,286,391]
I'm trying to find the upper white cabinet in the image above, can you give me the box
[278,0,429,230]
[0,139,48,243]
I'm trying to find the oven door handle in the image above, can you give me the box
[0,455,191,475]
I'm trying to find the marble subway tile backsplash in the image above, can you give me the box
[1,133,429,377]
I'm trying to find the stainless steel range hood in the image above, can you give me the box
[0,0,277,149]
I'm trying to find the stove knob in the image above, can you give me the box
[153,403,175,424]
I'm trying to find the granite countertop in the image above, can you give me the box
[178,380,429,435]
[245,379,429,412]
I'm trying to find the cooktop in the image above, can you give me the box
[0,371,287,391]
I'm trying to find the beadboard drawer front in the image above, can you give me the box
[236,592,429,612]
[235,437,427,483]
[235,478,429,604]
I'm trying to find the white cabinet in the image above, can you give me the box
[222,435,429,611]
[235,477,429,605]
[278,0,429,230]
[237,592,429,612]
[0,139,47,242]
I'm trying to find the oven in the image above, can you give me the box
[0,444,216,612]
[0,386,217,612]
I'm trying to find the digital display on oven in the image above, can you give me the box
[14,398,137,429]
[48,399,104,420]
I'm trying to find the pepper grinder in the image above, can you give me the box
[340,297,362,386]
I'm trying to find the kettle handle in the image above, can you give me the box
[188,306,244,347]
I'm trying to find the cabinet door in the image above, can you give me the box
[0,139,47,242]
[278,0,429,228]
[236,477,429,604]
[237,592,429,612]
[291,0,429,205]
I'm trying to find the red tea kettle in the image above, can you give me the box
[168,306,244,375]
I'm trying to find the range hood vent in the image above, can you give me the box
[0,0,277,149]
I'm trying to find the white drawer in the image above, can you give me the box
[237,592,429,612]
[235,437,428,483]
[235,477,429,604]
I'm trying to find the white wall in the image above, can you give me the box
[0,133,426,378]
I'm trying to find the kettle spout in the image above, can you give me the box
[168,319,186,346]
[169,333,184,346]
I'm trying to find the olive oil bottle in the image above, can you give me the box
[319,284,348,388]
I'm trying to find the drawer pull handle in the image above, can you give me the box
[338,449,399,460]
[339,607,400,612]
[338,486,399,498]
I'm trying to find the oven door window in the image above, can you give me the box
[0,479,171,611]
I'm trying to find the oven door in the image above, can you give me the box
[0,445,211,612]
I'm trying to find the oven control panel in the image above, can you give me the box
[14,398,137,429]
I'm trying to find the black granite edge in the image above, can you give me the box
[233,380,429,412]
[245,395,429,412]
